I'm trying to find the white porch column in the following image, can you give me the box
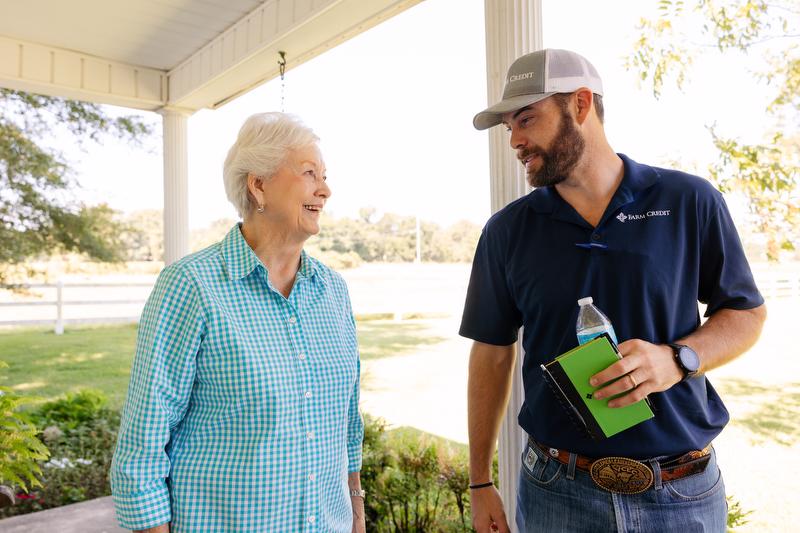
[483,0,543,528]
[160,110,190,265]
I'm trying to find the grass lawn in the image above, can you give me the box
[0,324,138,409]
[0,319,449,410]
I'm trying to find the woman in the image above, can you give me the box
[111,113,365,532]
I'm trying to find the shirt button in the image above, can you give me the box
[304,391,312,399]
[308,515,316,524]
[307,431,314,439]
[308,473,316,481]
[591,233,601,241]
[288,316,297,324]
[298,353,306,361]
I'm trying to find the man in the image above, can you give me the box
[461,48,766,533]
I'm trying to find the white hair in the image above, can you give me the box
[223,112,319,217]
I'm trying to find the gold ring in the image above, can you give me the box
[629,374,638,389]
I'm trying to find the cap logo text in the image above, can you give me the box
[509,71,534,82]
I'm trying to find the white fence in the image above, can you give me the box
[0,264,472,333]
[0,264,797,333]
[0,281,152,334]
[756,272,800,300]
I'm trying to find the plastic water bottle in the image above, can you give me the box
[576,296,618,345]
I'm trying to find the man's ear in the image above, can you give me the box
[573,88,594,125]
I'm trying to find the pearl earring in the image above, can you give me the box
[257,204,264,213]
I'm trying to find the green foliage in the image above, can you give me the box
[727,495,753,530]
[708,129,799,259]
[119,209,164,261]
[361,415,475,532]
[0,368,50,492]
[628,0,782,97]
[310,211,481,264]
[0,89,153,281]
[0,389,120,517]
[627,0,800,260]
[30,390,108,430]
[118,208,482,266]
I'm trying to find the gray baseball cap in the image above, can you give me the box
[473,48,603,130]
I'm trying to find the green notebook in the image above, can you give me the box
[541,334,654,440]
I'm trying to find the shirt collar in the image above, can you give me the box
[528,153,660,216]
[296,249,319,281]
[608,153,660,207]
[221,224,260,281]
[221,224,320,282]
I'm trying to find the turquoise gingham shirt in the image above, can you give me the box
[111,224,363,532]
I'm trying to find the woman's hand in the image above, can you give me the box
[134,524,169,533]
[351,495,366,533]
[349,471,365,533]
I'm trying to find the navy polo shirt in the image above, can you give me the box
[460,154,763,459]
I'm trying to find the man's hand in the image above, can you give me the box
[467,341,516,532]
[590,306,767,408]
[471,485,510,533]
[590,339,682,407]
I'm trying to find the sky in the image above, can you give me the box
[67,0,780,230]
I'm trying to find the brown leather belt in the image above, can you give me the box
[533,440,712,494]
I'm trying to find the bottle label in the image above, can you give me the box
[577,326,618,346]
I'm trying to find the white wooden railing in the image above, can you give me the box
[0,281,151,334]
[0,269,797,334]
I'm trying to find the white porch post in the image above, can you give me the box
[161,110,190,265]
[483,0,543,528]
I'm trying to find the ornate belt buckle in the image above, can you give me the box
[590,457,654,494]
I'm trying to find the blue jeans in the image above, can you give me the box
[516,441,727,533]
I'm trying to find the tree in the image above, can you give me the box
[118,209,164,261]
[0,89,154,281]
[627,0,799,260]
[190,217,238,253]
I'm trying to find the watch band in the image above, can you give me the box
[349,488,366,498]
[667,343,699,381]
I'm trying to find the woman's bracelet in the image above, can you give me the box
[349,488,366,498]
[468,481,494,490]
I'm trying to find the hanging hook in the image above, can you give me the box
[278,51,287,80]
[277,51,287,112]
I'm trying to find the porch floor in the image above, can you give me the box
[0,496,125,533]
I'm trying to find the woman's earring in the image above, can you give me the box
[257,204,264,213]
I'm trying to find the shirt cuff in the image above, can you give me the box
[347,441,363,473]
[112,486,171,531]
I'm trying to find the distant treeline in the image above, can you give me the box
[117,209,482,268]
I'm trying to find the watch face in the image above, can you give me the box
[678,346,700,373]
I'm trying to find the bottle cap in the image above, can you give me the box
[577,296,593,306]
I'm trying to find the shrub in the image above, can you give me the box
[727,495,753,531]
[32,389,108,430]
[1,396,482,532]
[0,390,119,517]
[0,385,49,496]
[361,415,476,532]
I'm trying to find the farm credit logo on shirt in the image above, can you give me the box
[616,210,671,223]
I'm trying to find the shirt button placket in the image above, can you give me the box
[289,308,318,529]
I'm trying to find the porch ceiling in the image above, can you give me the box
[0,0,422,112]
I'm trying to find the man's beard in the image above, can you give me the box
[520,109,585,188]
